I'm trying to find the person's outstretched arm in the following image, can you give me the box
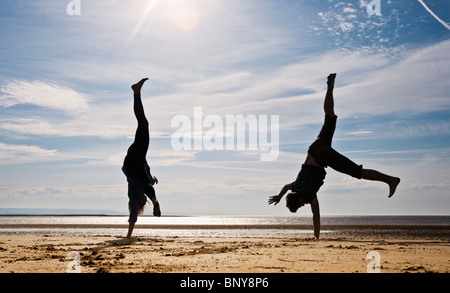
[268,183,292,205]
[310,197,321,239]
[126,222,135,239]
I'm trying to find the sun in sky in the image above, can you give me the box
[131,0,202,35]
[125,0,204,50]
[173,8,201,32]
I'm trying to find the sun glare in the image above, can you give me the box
[124,0,206,49]
[173,8,201,32]
[126,0,158,46]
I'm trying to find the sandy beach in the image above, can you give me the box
[1,225,449,274]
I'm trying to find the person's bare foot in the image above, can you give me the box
[388,177,400,198]
[131,78,149,94]
[153,200,161,217]
[327,73,336,88]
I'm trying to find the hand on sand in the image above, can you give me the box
[153,200,161,217]
[305,236,319,241]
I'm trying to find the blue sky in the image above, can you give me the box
[0,0,449,216]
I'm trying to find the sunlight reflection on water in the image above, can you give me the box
[0,215,448,237]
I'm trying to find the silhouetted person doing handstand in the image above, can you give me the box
[269,73,400,239]
[122,78,160,238]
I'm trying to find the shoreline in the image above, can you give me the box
[1,223,450,228]
[1,224,449,238]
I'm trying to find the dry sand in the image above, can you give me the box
[1,229,449,274]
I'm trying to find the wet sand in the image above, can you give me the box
[0,225,449,273]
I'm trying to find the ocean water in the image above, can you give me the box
[0,215,449,238]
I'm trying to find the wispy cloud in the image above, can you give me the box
[313,0,402,49]
[0,184,126,200]
[159,39,449,131]
[335,39,450,117]
[0,142,58,165]
[345,130,375,136]
[0,80,90,113]
[4,39,448,142]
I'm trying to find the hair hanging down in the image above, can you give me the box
[129,195,147,217]
[286,192,301,213]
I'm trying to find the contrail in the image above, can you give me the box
[418,0,450,31]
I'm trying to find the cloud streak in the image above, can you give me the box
[0,80,90,113]
[418,0,450,31]
[2,39,449,142]
[0,142,58,165]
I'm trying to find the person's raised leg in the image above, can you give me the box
[132,78,149,95]
[361,169,400,198]
[127,78,150,163]
[310,74,338,149]
[325,147,400,198]
[131,78,149,126]
[324,73,336,117]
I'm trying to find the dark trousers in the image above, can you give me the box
[123,93,156,199]
[308,115,362,179]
